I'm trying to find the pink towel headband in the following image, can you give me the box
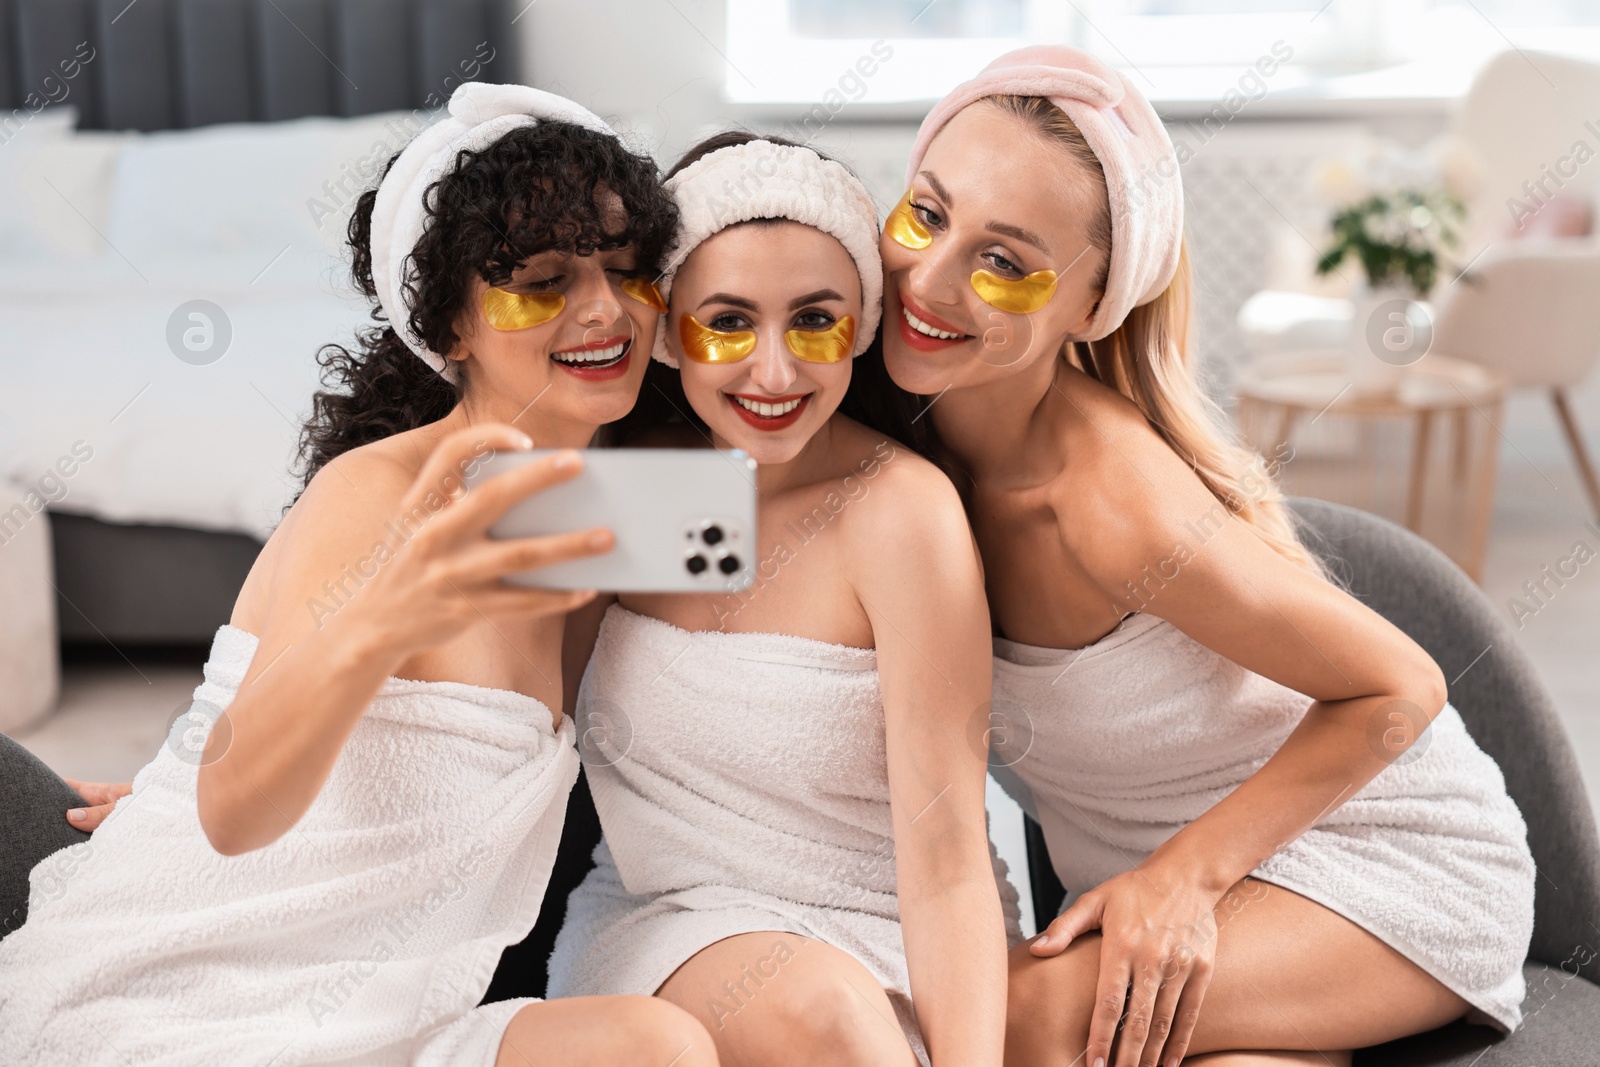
[905,46,1184,341]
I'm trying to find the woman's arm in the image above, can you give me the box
[1035,394,1447,1067]
[852,452,1007,1067]
[197,427,609,855]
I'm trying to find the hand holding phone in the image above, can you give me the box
[323,428,615,659]
[468,448,759,593]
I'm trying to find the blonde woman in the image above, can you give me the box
[878,46,1535,1067]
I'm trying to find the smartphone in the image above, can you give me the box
[467,448,758,593]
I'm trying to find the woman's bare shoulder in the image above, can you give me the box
[293,435,428,535]
[826,419,951,503]
[820,420,970,563]
[232,433,429,634]
[1046,366,1227,571]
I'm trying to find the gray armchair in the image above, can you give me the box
[1022,498,1600,1063]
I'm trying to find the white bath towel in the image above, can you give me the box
[992,611,1536,1032]
[0,625,579,1066]
[548,606,1022,1066]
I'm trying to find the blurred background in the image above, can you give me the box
[1,0,1597,935]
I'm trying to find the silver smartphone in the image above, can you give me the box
[467,448,758,593]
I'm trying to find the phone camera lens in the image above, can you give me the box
[701,524,725,546]
[686,554,709,575]
[718,554,742,575]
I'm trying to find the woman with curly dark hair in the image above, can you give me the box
[0,85,718,1067]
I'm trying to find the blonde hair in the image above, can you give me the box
[989,94,1322,576]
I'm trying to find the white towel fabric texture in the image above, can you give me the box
[369,82,615,382]
[548,605,1023,1066]
[0,625,579,1066]
[989,611,1536,1032]
[650,139,883,367]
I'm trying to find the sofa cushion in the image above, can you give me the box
[1357,963,1600,1065]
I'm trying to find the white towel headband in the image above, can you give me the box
[650,140,883,368]
[368,82,615,382]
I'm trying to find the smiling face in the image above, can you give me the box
[666,220,862,464]
[880,99,1109,396]
[450,241,661,433]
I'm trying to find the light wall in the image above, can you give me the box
[518,0,740,167]
[510,4,1459,376]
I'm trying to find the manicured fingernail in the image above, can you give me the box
[1094,1058,1105,1067]
[553,450,581,470]
[514,432,534,449]
[68,809,86,822]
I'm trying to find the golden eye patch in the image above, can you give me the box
[620,276,667,313]
[970,269,1059,314]
[885,190,932,250]
[679,313,758,364]
[482,287,565,330]
[784,315,855,364]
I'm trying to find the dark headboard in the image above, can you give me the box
[0,0,522,131]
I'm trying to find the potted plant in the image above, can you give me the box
[1315,140,1473,394]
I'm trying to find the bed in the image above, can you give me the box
[0,0,523,643]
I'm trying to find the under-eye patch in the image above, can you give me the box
[621,276,667,313]
[679,313,758,364]
[970,268,1059,314]
[784,316,855,364]
[885,190,932,250]
[482,287,565,330]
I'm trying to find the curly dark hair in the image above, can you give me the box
[605,130,942,466]
[297,120,679,490]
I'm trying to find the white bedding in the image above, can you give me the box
[0,110,425,539]
[0,262,368,539]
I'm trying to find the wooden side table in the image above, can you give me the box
[1235,352,1507,581]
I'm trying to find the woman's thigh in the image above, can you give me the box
[497,994,717,1067]
[1006,879,1468,1066]
[657,931,919,1067]
[1185,1052,1352,1066]
[0,734,87,940]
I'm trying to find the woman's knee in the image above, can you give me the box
[1004,934,1101,1067]
[770,977,913,1066]
[614,997,718,1066]
[499,995,717,1067]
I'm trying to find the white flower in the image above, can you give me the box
[1427,134,1484,200]
[1316,159,1368,204]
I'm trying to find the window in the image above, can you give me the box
[724,0,1600,107]
[723,0,1065,105]
[787,0,1026,38]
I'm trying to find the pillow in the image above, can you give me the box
[0,104,79,146]
[104,110,426,262]
[0,131,129,260]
